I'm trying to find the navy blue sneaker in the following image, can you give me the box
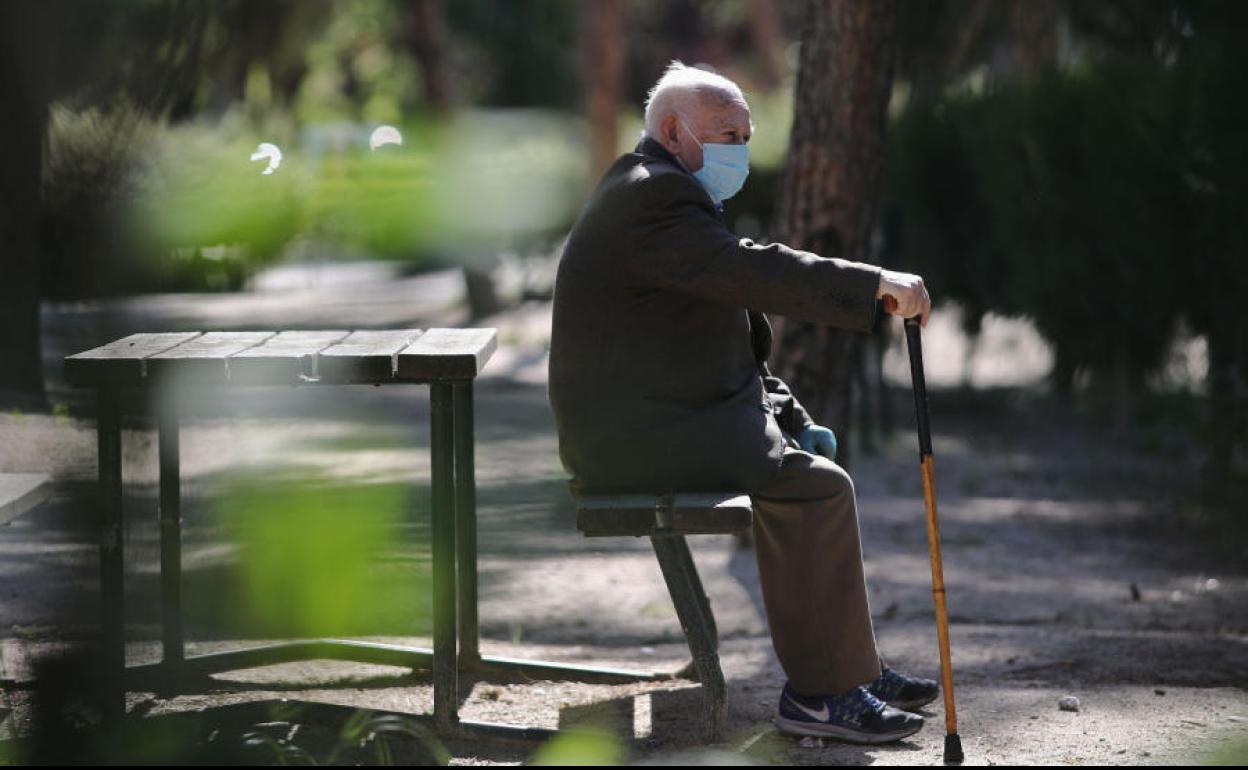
[776,682,924,744]
[867,665,940,711]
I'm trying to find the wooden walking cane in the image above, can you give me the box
[902,313,964,764]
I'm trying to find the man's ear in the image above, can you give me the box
[659,113,680,151]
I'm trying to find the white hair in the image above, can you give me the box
[642,61,747,139]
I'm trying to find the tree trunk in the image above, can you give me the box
[902,0,997,105]
[747,0,786,90]
[581,0,625,185]
[1051,343,1077,401]
[1205,329,1242,505]
[411,0,450,112]
[769,0,898,471]
[0,3,50,407]
[1010,0,1059,79]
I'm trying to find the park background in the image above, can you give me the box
[0,0,1245,764]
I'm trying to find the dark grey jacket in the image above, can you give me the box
[548,137,881,495]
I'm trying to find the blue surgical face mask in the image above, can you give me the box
[679,117,749,205]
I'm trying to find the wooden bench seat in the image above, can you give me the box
[576,492,753,537]
[573,490,753,741]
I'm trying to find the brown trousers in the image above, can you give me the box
[749,441,882,696]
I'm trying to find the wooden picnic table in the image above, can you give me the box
[64,329,659,742]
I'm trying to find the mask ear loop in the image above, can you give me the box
[672,116,703,175]
[677,116,704,152]
[668,116,708,174]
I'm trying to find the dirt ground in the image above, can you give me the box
[1,273,1246,765]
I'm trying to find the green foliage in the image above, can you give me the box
[215,477,429,637]
[51,402,71,425]
[445,0,579,108]
[51,102,584,295]
[431,110,588,259]
[1171,1,1248,362]
[885,1,1248,498]
[327,711,449,766]
[293,0,424,125]
[41,103,162,297]
[132,121,306,269]
[8,695,449,765]
[299,126,441,259]
[886,39,1244,397]
[31,0,621,298]
[528,725,624,766]
[742,84,795,171]
[124,115,446,288]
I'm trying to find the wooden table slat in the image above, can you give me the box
[149,331,278,359]
[397,328,498,381]
[64,332,204,386]
[146,332,278,383]
[227,331,352,385]
[64,327,499,387]
[316,330,425,383]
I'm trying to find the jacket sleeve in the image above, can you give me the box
[625,170,882,332]
[747,309,815,437]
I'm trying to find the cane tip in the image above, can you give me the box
[943,733,964,764]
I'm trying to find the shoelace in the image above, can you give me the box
[821,686,886,722]
[869,666,907,700]
[853,686,888,716]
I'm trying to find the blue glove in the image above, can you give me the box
[796,424,838,461]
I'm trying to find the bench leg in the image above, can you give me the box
[670,536,718,650]
[650,534,725,741]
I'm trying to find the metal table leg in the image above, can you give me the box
[443,380,666,688]
[429,382,458,732]
[97,386,125,724]
[158,391,184,667]
[453,382,479,666]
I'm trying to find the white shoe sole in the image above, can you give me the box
[775,715,924,744]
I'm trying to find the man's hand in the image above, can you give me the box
[797,424,838,461]
[877,269,932,328]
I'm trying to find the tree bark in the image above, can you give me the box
[747,0,786,90]
[0,2,50,406]
[1205,328,1243,505]
[411,0,451,112]
[769,0,898,470]
[1010,0,1059,79]
[581,0,625,185]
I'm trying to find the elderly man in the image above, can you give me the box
[548,62,936,744]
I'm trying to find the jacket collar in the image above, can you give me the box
[636,135,680,167]
[634,135,724,215]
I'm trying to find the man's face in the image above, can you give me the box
[661,96,752,173]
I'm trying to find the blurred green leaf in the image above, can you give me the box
[528,726,623,767]
[215,477,428,637]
